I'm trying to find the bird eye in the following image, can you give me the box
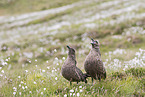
[72,49,75,52]
[95,40,99,44]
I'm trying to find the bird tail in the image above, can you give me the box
[83,73,91,83]
[83,73,91,78]
[104,71,107,79]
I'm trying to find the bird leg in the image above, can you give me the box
[98,77,101,81]
[70,81,72,86]
[85,79,87,84]
[83,73,91,78]
[70,78,73,86]
[98,75,101,81]
[92,78,94,86]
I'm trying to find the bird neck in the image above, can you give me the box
[68,54,76,61]
[92,47,100,52]
[91,47,101,56]
[66,56,77,66]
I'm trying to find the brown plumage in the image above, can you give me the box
[61,45,87,85]
[84,38,106,85]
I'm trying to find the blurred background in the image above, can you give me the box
[0,0,145,96]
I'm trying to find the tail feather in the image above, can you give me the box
[104,71,107,79]
[83,73,91,83]
[83,73,91,78]
[84,79,87,83]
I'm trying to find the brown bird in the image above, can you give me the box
[61,45,87,85]
[84,38,106,85]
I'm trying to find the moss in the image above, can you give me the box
[1,0,145,96]
[125,67,145,77]
[0,44,8,52]
[111,72,126,79]
[0,0,80,15]
[27,9,72,25]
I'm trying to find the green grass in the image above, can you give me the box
[0,0,145,96]
[0,0,81,15]
[1,67,145,96]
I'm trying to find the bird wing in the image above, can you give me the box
[96,59,104,72]
[75,67,85,80]
[84,51,106,79]
[84,58,97,79]
[75,68,81,80]
[95,58,106,78]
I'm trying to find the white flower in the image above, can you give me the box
[77,93,80,96]
[70,89,74,92]
[35,59,37,62]
[41,92,43,95]
[34,81,37,84]
[79,86,82,88]
[18,76,21,78]
[55,57,58,60]
[44,88,46,91]
[46,61,49,63]
[0,67,2,69]
[125,65,128,69]
[22,86,25,89]
[25,86,28,89]
[21,81,23,84]
[19,92,21,95]
[5,59,8,61]
[62,57,65,60]
[13,92,16,95]
[64,94,67,97]
[1,70,4,73]
[80,89,83,92]
[54,49,57,52]
[59,60,62,63]
[70,93,72,96]
[29,91,32,93]
[42,70,45,72]
[2,61,7,66]
[56,63,59,65]
[25,70,28,73]
[19,84,21,87]
[55,77,57,80]
[47,67,50,69]
[52,70,54,73]
[13,87,17,91]
[13,87,16,90]
[35,65,37,67]
[73,93,75,96]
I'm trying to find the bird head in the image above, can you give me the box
[67,45,75,58]
[91,38,100,49]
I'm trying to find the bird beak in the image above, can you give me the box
[91,38,94,42]
[91,38,95,44]
[90,42,95,45]
[67,45,70,49]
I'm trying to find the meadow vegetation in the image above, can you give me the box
[0,0,145,96]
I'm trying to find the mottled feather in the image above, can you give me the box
[61,46,87,85]
[84,39,106,82]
